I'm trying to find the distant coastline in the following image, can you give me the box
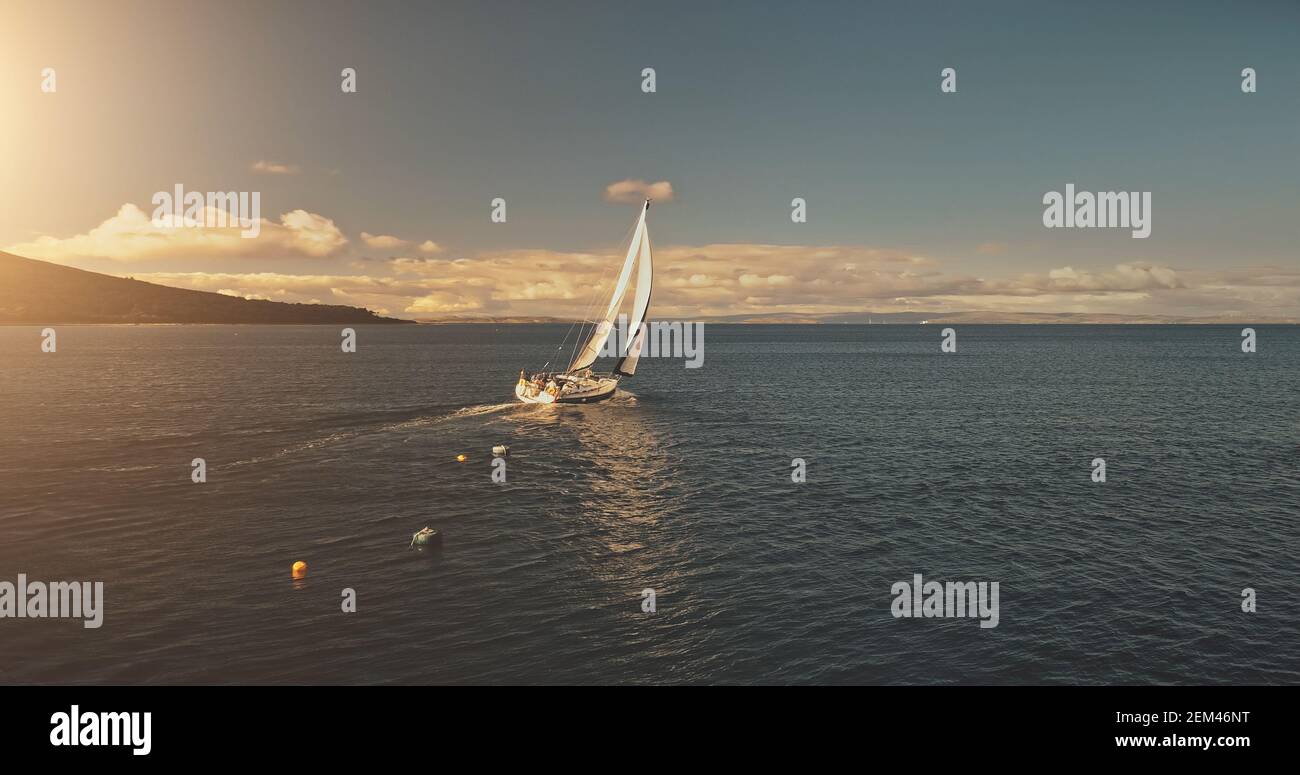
[0,252,409,325]
[414,313,1299,325]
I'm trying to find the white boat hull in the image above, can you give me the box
[515,375,618,404]
[515,382,556,403]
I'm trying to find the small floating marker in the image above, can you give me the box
[409,526,442,550]
[492,444,509,457]
[456,453,467,462]
[291,560,308,578]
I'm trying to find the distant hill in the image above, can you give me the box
[0,252,409,325]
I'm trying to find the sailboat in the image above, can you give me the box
[515,200,653,404]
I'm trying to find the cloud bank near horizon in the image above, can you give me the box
[7,203,349,261]
[6,201,1297,320]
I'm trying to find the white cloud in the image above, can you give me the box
[251,160,300,175]
[603,178,675,204]
[360,232,410,250]
[5,203,347,261]
[1040,263,1183,292]
[360,234,443,254]
[279,210,348,257]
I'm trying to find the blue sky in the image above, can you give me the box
[2,0,1297,318]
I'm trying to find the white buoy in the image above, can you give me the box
[492,444,509,457]
[409,526,441,549]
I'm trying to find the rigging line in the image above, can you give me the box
[565,210,641,371]
[565,247,616,361]
[570,258,616,364]
[535,211,636,374]
[558,213,638,366]
[551,260,609,373]
[575,213,638,345]
[547,307,588,373]
[570,240,632,369]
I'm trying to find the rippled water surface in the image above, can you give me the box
[1,324,1297,684]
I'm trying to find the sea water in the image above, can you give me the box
[1,324,1296,684]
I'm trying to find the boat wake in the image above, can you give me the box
[228,402,531,466]
[447,402,521,419]
[228,429,360,467]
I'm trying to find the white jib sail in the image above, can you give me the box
[568,204,648,372]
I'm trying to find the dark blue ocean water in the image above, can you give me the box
[1,324,1297,684]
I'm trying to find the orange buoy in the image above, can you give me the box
[292,560,307,578]
[456,454,467,462]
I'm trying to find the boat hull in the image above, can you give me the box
[555,383,618,403]
[515,382,556,403]
[515,375,618,404]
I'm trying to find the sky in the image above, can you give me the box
[1,0,1298,319]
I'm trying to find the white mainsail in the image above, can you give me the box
[568,201,650,373]
[614,224,653,376]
